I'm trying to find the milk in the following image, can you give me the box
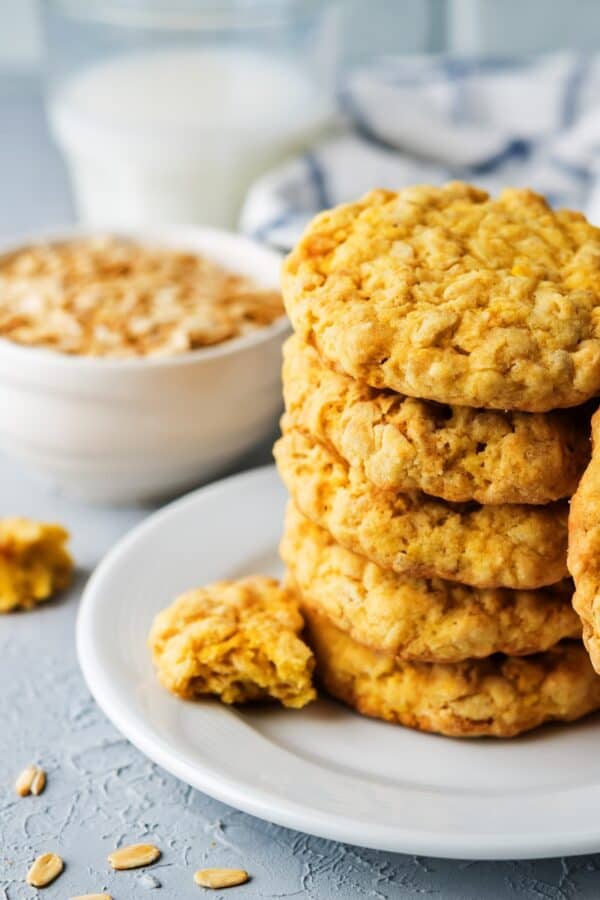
[49,48,331,228]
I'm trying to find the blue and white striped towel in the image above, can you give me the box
[240,52,600,252]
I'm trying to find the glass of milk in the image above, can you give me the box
[41,1,340,228]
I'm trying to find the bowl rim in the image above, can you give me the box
[0,223,288,370]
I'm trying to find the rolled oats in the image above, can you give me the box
[0,238,283,358]
[194,868,249,889]
[30,767,47,795]
[70,895,112,899]
[15,764,37,796]
[108,843,161,870]
[26,852,64,887]
[15,764,46,796]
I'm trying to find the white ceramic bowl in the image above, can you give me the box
[0,226,288,503]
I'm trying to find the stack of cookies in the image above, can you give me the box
[275,181,600,738]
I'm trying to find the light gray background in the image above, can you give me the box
[6,0,600,69]
[2,73,600,900]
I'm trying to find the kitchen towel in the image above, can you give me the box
[240,52,600,251]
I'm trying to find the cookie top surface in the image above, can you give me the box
[304,608,600,738]
[282,182,600,412]
[148,576,315,708]
[282,504,579,663]
[568,407,600,673]
[274,427,569,589]
[283,336,590,504]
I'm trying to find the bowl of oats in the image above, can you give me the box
[0,226,288,502]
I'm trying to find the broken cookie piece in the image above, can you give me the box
[148,576,316,708]
[0,518,73,612]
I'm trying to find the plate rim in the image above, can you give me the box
[77,464,600,861]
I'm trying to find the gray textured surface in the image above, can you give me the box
[2,73,600,899]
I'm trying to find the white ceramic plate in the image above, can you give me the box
[77,466,600,860]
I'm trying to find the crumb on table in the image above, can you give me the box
[148,576,316,708]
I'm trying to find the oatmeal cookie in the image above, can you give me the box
[282,182,600,412]
[274,428,568,589]
[303,608,600,738]
[148,576,315,708]
[282,505,580,662]
[568,407,600,673]
[283,336,589,504]
[0,518,72,612]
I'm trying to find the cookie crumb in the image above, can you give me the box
[0,518,72,613]
[149,576,315,708]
